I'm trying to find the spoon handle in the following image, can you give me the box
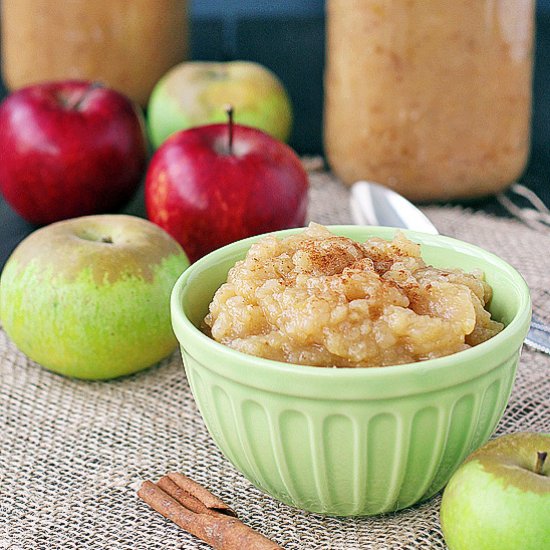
[525,314,550,354]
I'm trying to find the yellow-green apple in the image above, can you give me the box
[145,111,308,262]
[0,80,147,225]
[0,215,189,379]
[147,61,292,148]
[440,432,550,550]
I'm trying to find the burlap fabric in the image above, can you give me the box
[1,169,549,549]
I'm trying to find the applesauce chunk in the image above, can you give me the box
[204,224,503,368]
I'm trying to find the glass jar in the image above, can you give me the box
[1,0,188,107]
[324,0,535,201]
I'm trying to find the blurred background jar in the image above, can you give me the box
[324,0,535,201]
[1,0,188,107]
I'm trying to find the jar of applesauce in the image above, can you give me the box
[1,0,188,107]
[324,0,535,201]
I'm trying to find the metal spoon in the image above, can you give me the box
[350,180,548,354]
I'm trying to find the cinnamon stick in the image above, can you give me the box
[167,472,237,517]
[157,476,214,516]
[138,478,282,550]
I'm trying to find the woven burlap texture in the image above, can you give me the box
[1,171,549,550]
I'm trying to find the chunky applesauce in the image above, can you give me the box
[204,224,503,368]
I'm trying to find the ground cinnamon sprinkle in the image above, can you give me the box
[204,223,503,367]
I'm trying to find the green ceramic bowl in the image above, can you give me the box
[171,226,531,516]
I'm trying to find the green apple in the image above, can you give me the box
[0,215,189,380]
[440,432,550,550]
[147,60,293,148]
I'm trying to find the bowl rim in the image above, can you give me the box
[171,225,531,391]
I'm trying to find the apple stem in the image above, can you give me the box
[67,81,104,111]
[225,104,234,155]
[535,451,547,475]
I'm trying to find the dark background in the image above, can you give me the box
[1,0,549,268]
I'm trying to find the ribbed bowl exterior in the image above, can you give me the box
[171,226,531,516]
[181,347,520,516]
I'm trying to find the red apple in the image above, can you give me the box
[145,116,308,262]
[0,80,147,225]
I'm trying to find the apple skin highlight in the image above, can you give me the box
[0,215,190,380]
[145,123,308,263]
[0,80,147,225]
[440,432,550,550]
